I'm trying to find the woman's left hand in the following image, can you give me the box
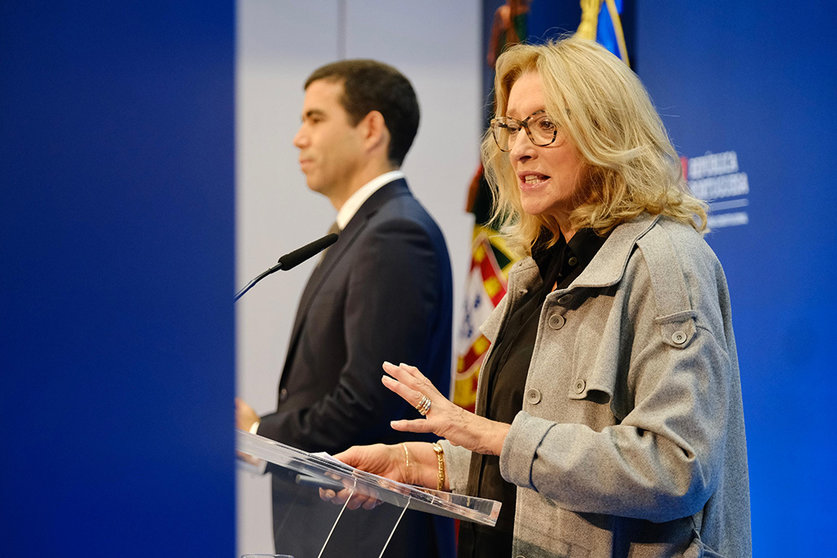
[381,361,510,456]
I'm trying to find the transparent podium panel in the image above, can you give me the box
[237,430,501,558]
[269,468,406,558]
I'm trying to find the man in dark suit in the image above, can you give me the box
[236,59,454,558]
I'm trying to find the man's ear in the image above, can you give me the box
[360,110,390,154]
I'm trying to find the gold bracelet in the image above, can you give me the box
[431,442,446,491]
[401,443,410,470]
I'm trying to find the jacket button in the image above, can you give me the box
[672,331,687,344]
[568,256,578,266]
[574,379,586,394]
[279,387,289,402]
[525,388,542,404]
[547,313,565,329]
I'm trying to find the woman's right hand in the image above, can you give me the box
[324,442,443,509]
[334,443,410,484]
[319,444,402,510]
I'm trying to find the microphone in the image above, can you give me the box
[277,232,338,270]
[234,232,338,302]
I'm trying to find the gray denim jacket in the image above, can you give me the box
[442,214,751,558]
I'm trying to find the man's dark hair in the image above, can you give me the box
[305,59,420,167]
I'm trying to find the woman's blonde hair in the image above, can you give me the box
[482,36,707,252]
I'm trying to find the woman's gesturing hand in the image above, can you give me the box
[381,361,511,456]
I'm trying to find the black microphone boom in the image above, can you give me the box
[234,232,338,302]
[277,232,338,270]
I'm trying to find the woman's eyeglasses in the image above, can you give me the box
[489,110,558,152]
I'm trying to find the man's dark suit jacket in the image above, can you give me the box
[258,179,455,558]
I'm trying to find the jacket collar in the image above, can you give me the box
[510,213,661,291]
[335,170,406,229]
[481,214,660,343]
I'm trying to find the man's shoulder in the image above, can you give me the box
[366,188,443,234]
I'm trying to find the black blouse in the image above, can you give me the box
[456,228,606,558]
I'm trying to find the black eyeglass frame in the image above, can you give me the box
[489,110,558,152]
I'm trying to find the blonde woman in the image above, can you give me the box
[332,37,751,558]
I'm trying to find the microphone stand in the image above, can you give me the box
[234,262,283,302]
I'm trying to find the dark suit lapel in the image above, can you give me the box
[283,179,412,366]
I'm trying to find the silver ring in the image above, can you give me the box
[416,395,431,416]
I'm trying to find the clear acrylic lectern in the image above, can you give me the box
[237,430,501,558]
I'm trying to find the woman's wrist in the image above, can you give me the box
[487,420,511,456]
[461,412,511,456]
[401,442,450,490]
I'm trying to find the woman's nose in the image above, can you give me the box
[508,129,535,160]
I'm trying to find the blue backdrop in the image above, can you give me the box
[635,3,837,555]
[1,2,235,556]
